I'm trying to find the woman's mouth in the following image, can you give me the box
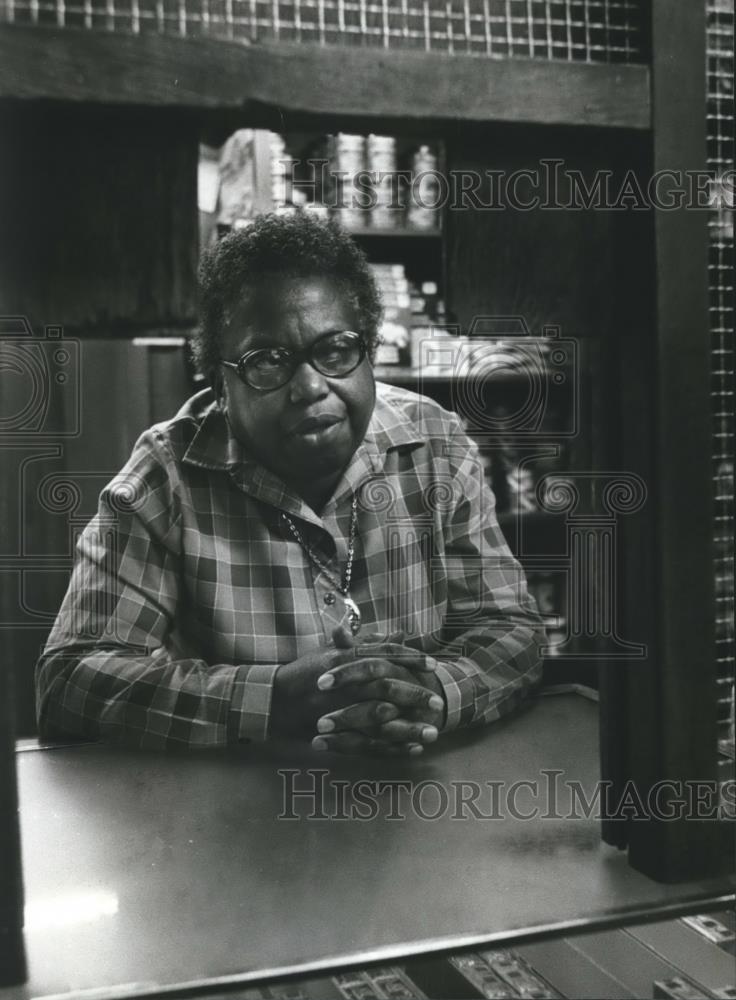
[292,414,343,434]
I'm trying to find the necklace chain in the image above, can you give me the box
[281,493,361,632]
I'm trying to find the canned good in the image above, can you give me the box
[330,133,365,178]
[367,135,400,229]
[407,144,441,230]
[328,134,366,228]
[332,208,365,230]
[367,134,397,174]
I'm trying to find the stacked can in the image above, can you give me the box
[269,133,292,213]
[371,263,411,365]
[328,133,366,230]
[407,144,441,230]
[367,134,399,230]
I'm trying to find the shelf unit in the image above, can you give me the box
[345,228,442,240]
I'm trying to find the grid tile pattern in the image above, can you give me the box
[1,0,645,62]
[707,0,735,760]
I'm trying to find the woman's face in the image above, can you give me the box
[219,274,376,503]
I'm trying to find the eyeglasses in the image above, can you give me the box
[220,330,367,391]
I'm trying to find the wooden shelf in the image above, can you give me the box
[349,227,442,239]
[375,363,572,383]
[0,26,651,131]
[375,366,452,382]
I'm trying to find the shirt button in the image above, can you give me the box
[324,592,336,606]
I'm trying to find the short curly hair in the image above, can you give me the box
[194,213,383,386]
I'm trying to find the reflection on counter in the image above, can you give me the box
[24,889,119,932]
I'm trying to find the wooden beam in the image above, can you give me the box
[0,668,26,986]
[0,25,651,129]
[619,0,721,883]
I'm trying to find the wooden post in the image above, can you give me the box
[617,0,722,882]
[0,666,26,985]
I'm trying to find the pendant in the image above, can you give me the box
[343,595,362,636]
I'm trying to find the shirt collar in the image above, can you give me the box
[364,381,427,460]
[182,382,425,519]
[181,393,237,472]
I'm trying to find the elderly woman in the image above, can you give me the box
[37,213,542,754]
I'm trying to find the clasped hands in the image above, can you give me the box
[271,626,446,756]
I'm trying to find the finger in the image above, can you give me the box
[312,733,424,757]
[352,643,436,672]
[326,643,435,674]
[317,657,401,690]
[331,624,355,650]
[377,719,439,744]
[318,655,433,691]
[317,700,400,735]
[360,678,445,715]
[351,631,409,646]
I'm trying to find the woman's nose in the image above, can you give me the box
[288,361,329,403]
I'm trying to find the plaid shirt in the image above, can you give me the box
[37,383,543,749]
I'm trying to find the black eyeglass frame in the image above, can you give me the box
[219,330,368,391]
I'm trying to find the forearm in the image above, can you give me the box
[36,644,278,750]
[409,616,544,731]
[428,424,547,731]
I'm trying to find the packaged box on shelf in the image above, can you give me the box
[371,262,412,364]
[377,320,410,364]
[379,289,411,308]
[371,263,407,280]
[410,328,461,373]
[216,128,256,226]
